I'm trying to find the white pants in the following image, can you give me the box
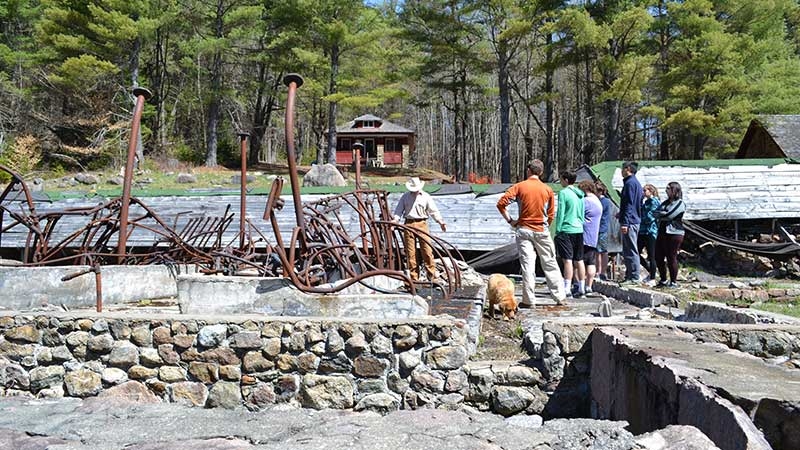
[516,227,567,305]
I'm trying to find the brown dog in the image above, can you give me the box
[486,273,518,320]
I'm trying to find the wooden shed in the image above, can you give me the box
[335,114,415,167]
[736,115,800,159]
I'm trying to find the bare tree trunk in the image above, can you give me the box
[603,99,620,161]
[204,1,225,167]
[250,70,280,164]
[130,35,143,165]
[584,55,595,164]
[498,41,511,183]
[326,44,340,164]
[544,33,555,181]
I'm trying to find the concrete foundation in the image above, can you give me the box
[176,274,429,319]
[590,325,800,450]
[0,265,192,310]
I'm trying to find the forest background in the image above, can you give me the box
[1,0,800,184]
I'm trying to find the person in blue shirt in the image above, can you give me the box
[618,161,644,284]
[595,182,613,281]
[638,184,660,282]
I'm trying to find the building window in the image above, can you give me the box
[340,138,350,150]
[385,138,395,152]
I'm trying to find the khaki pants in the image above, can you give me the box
[403,220,435,281]
[516,227,566,305]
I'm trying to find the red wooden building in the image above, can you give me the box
[335,114,415,167]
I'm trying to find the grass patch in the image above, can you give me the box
[752,302,800,318]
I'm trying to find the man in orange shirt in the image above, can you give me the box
[497,160,567,307]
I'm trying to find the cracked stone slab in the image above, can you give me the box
[0,396,650,450]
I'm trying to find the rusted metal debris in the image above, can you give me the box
[0,74,463,301]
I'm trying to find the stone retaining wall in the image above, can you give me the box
[684,301,800,325]
[0,312,472,412]
[677,323,800,362]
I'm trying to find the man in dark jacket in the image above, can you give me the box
[618,161,644,284]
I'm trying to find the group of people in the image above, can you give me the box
[618,161,686,289]
[495,159,686,307]
[391,160,686,307]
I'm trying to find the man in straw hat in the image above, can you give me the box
[393,177,447,282]
[497,159,567,307]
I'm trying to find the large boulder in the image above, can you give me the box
[302,164,346,187]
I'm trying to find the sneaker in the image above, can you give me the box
[618,279,638,287]
[585,286,593,294]
[666,281,679,289]
[656,280,668,288]
[574,290,586,299]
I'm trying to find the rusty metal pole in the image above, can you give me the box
[93,264,103,312]
[238,132,250,250]
[118,87,152,263]
[283,73,306,250]
[353,142,363,190]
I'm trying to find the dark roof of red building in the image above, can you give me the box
[336,115,414,134]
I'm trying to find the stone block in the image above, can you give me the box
[29,365,65,393]
[170,381,208,407]
[188,362,219,384]
[300,374,354,409]
[197,325,228,347]
[491,386,534,417]
[128,366,158,380]
[101,368,128,386]
[410,367,445,393]
[229,332,262,350]
[200,348,240,366]
[87,334,114,354]
[243,352,274,373]
[353,355,389,378]
[64,369,102,397]
[131,326,152,347]
[219,365,241,381]
[424,345,467,370]
[354,393,400,415]
[206,381,242,409]
[6,325,41,343]
[108,341,139,369]
[159,366,187,383]
[98,381,160,403]
[393,325,418,351]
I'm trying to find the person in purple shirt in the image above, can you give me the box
[578,180,602,294]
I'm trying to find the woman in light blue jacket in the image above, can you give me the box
[638,184,660,281]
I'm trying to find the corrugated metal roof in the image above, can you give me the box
[336,115,414,134]
[1,192,520,252]
[589,159,800,221]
